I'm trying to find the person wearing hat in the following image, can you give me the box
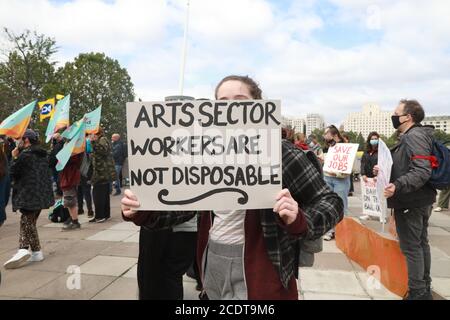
[3,129,54,269]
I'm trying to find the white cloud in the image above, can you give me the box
[254,0,450,124]
[0,0,169,55]
[1,0,449,127]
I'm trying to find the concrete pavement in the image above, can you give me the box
[0,182,449,300]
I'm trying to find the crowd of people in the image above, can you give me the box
[0,74,447,301]
[122,75,344,300]
[0,129,128,268]
[121,76,448,301]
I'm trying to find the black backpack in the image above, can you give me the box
[80,153,93,180]
[412,140,450,190]
[48,199,70,223]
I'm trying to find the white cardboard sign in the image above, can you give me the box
[324,143,359,175]
[126,100,282,211]
[361,178,383,218]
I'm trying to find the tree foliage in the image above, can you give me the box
[56,52,135,138]
[0,29,135,141]
[0,28,57,131]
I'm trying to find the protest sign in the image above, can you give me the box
[324,143,359,174]
[126,100,282,211]
[361,178,383,218]
[376,138,393,223]
[376,139,392,189]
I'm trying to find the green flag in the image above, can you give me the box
[56,121,85,171]
[85,105,102,134]
[46,94,70,143]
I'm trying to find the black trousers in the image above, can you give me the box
[92,182,110,219]
[394,206,432,292]
[77,178,93,213]
[137,228,197,300]
[349,173,354,193]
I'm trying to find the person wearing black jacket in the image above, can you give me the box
[3,129,54,269]
[361,132,379,181]
[49,133,65,197]
[381,100,436,300]
[111,133,127,196]
[6,137,16,163]
[359,132,380,220]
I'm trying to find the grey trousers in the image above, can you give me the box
[437,187,450,209]
[203,240,247,300]
[394,206,432,292]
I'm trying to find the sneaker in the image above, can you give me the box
[89,218,97,223]
[360,215,370,221]
[63,217,72,225]
[28,251,44,262]
[433,207,442,212]
[96,218,107,223]
[4,249,31,269]
[113,191,121,196]
[62,221,81,231]
[78,210,85,215]
[87,211,94,218]
[323,231,335,241]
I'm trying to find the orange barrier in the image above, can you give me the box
[335,217,408,297]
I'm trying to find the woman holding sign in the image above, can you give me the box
[360,132,380,221]
[322,125,350,241]
[122,75,343,300]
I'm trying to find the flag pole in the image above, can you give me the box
[178,0,190,96]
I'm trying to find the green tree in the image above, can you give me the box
[381,131,400,148]
[433,129,450,144]
[342,131,358,144]
[340,130,365,150]
[356,133,365,151]
[0,28,58,134]
[311,128,325,148]
[56,52,135,138]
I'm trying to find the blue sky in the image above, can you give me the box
[1,0,450,125]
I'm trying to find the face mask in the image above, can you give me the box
[391,114,407,129]
[370,139,379,146]
[326,139,335,146]
[309,142,315,148]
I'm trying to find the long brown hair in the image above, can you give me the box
[326,125,344,143]
[366,131,380,152]
[214,75,262,99]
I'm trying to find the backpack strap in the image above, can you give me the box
[411,155,439,169]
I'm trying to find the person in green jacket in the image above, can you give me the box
[89,128,116,223]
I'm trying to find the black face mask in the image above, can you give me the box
[391,114,407,129]
[326,139,336,146]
